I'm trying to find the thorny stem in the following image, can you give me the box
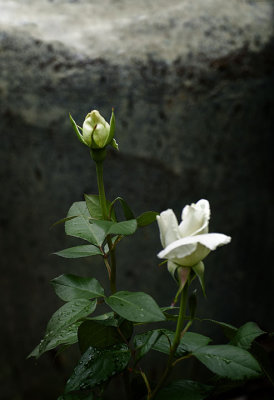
[148,281,189,399]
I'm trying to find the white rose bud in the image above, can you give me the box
[69,109,118,151]
[83,110,112,149]
[157,199,231,268]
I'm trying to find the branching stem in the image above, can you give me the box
[148,281,189,399]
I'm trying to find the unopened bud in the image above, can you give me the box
[69,109,118,151]
[83,110,112,149]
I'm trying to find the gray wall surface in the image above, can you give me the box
[0,0,274,399]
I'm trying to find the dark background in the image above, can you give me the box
[0,0,274,399]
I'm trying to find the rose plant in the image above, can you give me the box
[29,109,272,400]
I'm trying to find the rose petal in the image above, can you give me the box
[93,123,109,147]
[158,241,197,260]
[179,199,210,237]
[156,209,181,248]
[158,233,231,266]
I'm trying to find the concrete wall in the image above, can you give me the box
[0,0,273,398]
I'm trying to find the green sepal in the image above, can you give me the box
[167,261,180,281]
[110,138,119,150]
[69,113,88,146]
[192,261,206,297]
[107,109,115,145]
[173,267,191,305]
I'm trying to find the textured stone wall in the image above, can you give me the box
[0,0,274,398]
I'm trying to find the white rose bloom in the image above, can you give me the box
[157,199,231,267]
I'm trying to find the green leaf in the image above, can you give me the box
[107,219,137,235]
[84,194,104,219]
[51,216,78,229]
[110,197,135,220]
[105,291,166,323]
[230,322,265,350]
[136,211,158,227]
[103,235,119,253]
[134,329,211,358]
[65,202,105,245]
[65,202,137,244]
[91,219,137,242]
[200,319,237,340]
[251,337,274,385]
[134,330,164,362]
[193,345,262,380]
[46,300,95,334]
[54,244,103,259]
[155,380,213,400]
[84,194,115,221]
[65,344,131,392]
[30,299,96,358]
[192,261,206,297]
[90,312,116,324]
[88,220,115,241]
[161,306,180,319]
[28,321,81,359]
[69,113,87,146]
[78,319,133,353]
[51,274,104,301]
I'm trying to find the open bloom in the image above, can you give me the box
[157,199,231,268]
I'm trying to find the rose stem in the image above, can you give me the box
[148,281,189,399]
[95,158,117,294]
